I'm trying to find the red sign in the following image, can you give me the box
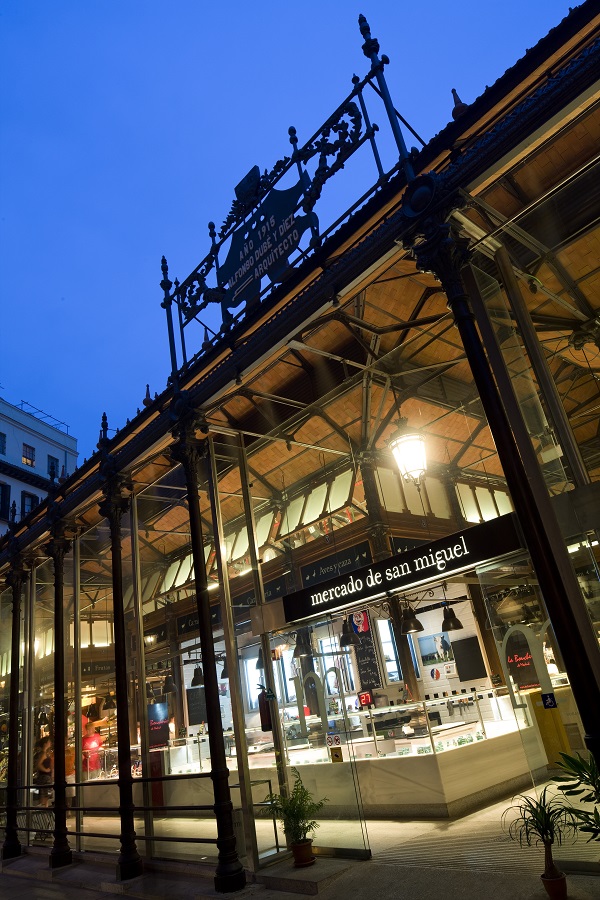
[357,691,373,707]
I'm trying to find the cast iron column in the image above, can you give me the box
[2,559,25,859]
[403,197,600,765]
[170,403,246,893]
[46,526,72,868]
[97,415,143,881]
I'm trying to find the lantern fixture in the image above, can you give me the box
[389,419,427,485]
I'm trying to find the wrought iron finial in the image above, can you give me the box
[97,412,109,450]
[451,89,468,120]
[9,500,17,525]
[160,256,172,294]
[358,14,379,58]
[143,385,152,407]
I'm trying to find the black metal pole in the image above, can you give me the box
[47,529,72,868]
[170,413,246,893]
[410,220,600,766]
[98,415,143,881]
[2,562,24,859]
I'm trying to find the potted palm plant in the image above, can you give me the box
[502,786,578,899]
[262,767,328,867]
[556,751,600,843]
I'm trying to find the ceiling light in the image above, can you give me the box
[191,667,204,687]
[400,604,424,634]
[442,602,463,631]
[389,421,427,485]
[339,617,360,649]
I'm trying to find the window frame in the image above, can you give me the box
[22,443,36,467]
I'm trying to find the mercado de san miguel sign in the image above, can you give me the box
[283,514,524,624]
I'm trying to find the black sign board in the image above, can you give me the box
[506,631,540,691]
[186,687,208,727]
[352,610,382,691]
[176,605,222,637]
[284,514,522,624]
[148,701,170,749]
[391,537,427,555]
[233,575,288,608]
[300,541,372,589]
[81,660,115,677]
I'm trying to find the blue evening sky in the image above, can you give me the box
[1,1,574,463]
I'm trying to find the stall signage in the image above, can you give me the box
[232,575,286,610]
[283,514,522,623]
[300,541,372,589]
[148,701,170,748]
[176,605,222,636]
[81,660,115,676]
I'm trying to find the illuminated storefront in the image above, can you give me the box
[2,7,600,891]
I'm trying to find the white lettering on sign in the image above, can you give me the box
[308,537,470,607]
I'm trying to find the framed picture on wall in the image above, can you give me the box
[418,632,454,665]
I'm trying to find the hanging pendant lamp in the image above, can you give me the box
[146,682,156,701]
[442,602,463,631]
[103,693,116,711]
[293,630,312,658]
[220,659,229,680]
[256,648,264,671]
[400,603,424,634]
[191,666,204,687]
[339,616,360,649]
[163,673,177,694]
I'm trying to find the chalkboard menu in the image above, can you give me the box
[186,687,208,727]
[352,610,382,691]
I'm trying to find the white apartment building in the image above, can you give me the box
[0,397,78,534]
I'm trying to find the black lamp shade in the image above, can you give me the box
[340,617,360,649]
[442,603,463,631]
[103,693,116,711]
[146,682,155,700]
[38,708,49,727]
[256,648,264,670]
[400,604,424,634]
[220,660,229,680]
[191,666,204,687]
[293,632,312,658]
[163,673,177,694]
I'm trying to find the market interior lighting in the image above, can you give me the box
[220,659,229,680]
[293,630,312,659]
[103,693,116,711]
[400,603,424,634]
[163,672,177,694]
[339,616,361,649]
[191,666,204,687]
[256,647,264,671]
[389,419,427,485]
[441,602,464,631]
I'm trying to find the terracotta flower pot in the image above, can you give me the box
[540,872,567,900]
[291,839,315,868]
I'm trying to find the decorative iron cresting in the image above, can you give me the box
[162,15,422,378]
